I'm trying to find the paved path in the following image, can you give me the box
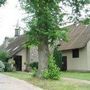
[63,77,90,84]
[0,73,42,90]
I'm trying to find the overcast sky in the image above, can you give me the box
[0,0,23,45]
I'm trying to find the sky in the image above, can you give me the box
[0,0,23,45]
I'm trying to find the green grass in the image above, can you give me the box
[2,71,90,90]
[61,71,90,81]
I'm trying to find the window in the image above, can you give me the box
[72,49,79,58]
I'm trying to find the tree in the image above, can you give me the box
[0,0,6,6]
[20,0,90,76]
[0,50,9,62]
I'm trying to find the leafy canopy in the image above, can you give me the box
[20,0,90,46]
[0,0,6,6]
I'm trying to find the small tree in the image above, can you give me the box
[43,55,60,80]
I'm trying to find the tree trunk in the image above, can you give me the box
[37,41,49,77]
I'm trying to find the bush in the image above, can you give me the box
[30,62,38,69]
[43,55,60,80]
[5,59,16,72]
[42,70,49,79]
[0,61,5,72]
[0,50,9,62]
[24,62,38,72]
[30,68,37,77]
[24,62,30,72]
[29,62,38,76]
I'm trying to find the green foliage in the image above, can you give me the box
[5,59,16,72]
[42,70,49,79]
[0,61,5,72]
[24,61,31,72]
[80,18,90,25]
[84,0,90,4]
[0,51,9,62]
[53,47,62,69]
[24,61,38,73]
[0,0,6,6]
[19,0,90,46]
[20,0,70,46]
[30,62,38,69]
[30,68,37,77]
[43,55,60,80]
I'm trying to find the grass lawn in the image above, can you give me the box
[61,71,90,81]
[2,71,90,90]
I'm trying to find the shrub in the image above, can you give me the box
[31,68,37,77]
[43,55,60,80]
[29,62,38,76]
[0,50,9,62]
[30,62,38,69]
[5,59,16,72]
[42,70,49,79]
[24,62,38,72]
[0,61,5,72]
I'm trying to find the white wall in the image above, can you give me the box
[16,47,39,71]
[87,40,90,70]
[62,47,88,71]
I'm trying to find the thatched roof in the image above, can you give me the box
[6,35,26,57]
[7,24,90,55]
[60,24,90,51]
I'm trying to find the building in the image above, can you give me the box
[0,24,38,71]
[2,23,90,72]
[6,35,38,71]
[59,24,90,71]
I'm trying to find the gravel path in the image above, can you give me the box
[0,73,42,90]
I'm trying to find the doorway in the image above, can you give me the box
[61,56,67,71]
[14,55,22,71]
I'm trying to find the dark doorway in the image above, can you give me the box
[14,55,22,71]
[61,56,67,71]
